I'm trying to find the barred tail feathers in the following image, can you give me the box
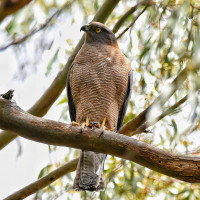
[73,150,106,191]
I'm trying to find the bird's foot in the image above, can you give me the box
[99,130,104,138]
[81,116,90,128]
[100,118,106,130]
[109,127,117,132]
[88,121,100,129]
[71,121,82,134]
[98,118,107,138]
[71,121,81,126]
[80,117,90,134]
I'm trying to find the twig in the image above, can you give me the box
[112,0,147,33]
[119,60,193,136]
[4,158,78,200]
[131,95,188,135]
[0,0,75,52]
[0,0,149,51]
[4,158,127,200]
[117,5,149,39]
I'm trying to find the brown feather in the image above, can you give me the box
[68,22,132,191]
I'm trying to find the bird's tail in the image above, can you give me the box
[73,150,106,191]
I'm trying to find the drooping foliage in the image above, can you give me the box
[1,0,200,199]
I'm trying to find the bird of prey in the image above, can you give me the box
[67,21,132,191]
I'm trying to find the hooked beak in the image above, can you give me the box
[80,24,90,32]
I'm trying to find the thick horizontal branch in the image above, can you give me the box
[0,98,200,183]
[0,0,121,150]
[4,158,78,200]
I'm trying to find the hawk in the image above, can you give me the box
[67,21,132,191]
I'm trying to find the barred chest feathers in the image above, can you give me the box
[69,43,130,129]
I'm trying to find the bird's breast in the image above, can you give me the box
[70,46,130,127]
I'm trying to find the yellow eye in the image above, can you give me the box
[96,28,101,33]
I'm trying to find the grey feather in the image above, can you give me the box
[73,151,106,191]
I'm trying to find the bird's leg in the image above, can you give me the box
[81,117,90,134]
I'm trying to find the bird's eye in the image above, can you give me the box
[96,28,101,33]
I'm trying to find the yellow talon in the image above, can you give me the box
[81,117,90,129]
[101,118,106,130]
[86,117,90,126]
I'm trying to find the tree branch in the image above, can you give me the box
[5,158,126,199]
[0,97,200,183]
[119,61,193,136]
[117,4,149,39]
[112,0,147,33]
[131,95,188,135]
[0,0,121,150]
[0,0,75,52]
[0,0,34,23]
[0,0,121,51]
[4,158,78,200]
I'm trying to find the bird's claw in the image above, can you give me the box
[100,118,106,130]
[71,121,80,126]
[109,127,116,132]
[99,130,104,138]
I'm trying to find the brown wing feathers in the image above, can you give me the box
[67,21,132,191]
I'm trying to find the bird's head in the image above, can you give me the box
[80,21,118,47]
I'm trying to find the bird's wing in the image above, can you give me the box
[66,63,76,122]
[117,71,133,131]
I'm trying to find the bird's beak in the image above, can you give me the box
[80,24,90,32]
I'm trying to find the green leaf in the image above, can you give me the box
[38,164,52,179]
[171,119,178,135]
[57,96,68,105]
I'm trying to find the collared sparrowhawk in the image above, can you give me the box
[67,21,133,191]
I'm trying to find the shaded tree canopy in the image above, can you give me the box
[1,0,200,199]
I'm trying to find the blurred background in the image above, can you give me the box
[1,0,200,199]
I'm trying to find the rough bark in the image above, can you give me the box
[0,97,200,183]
